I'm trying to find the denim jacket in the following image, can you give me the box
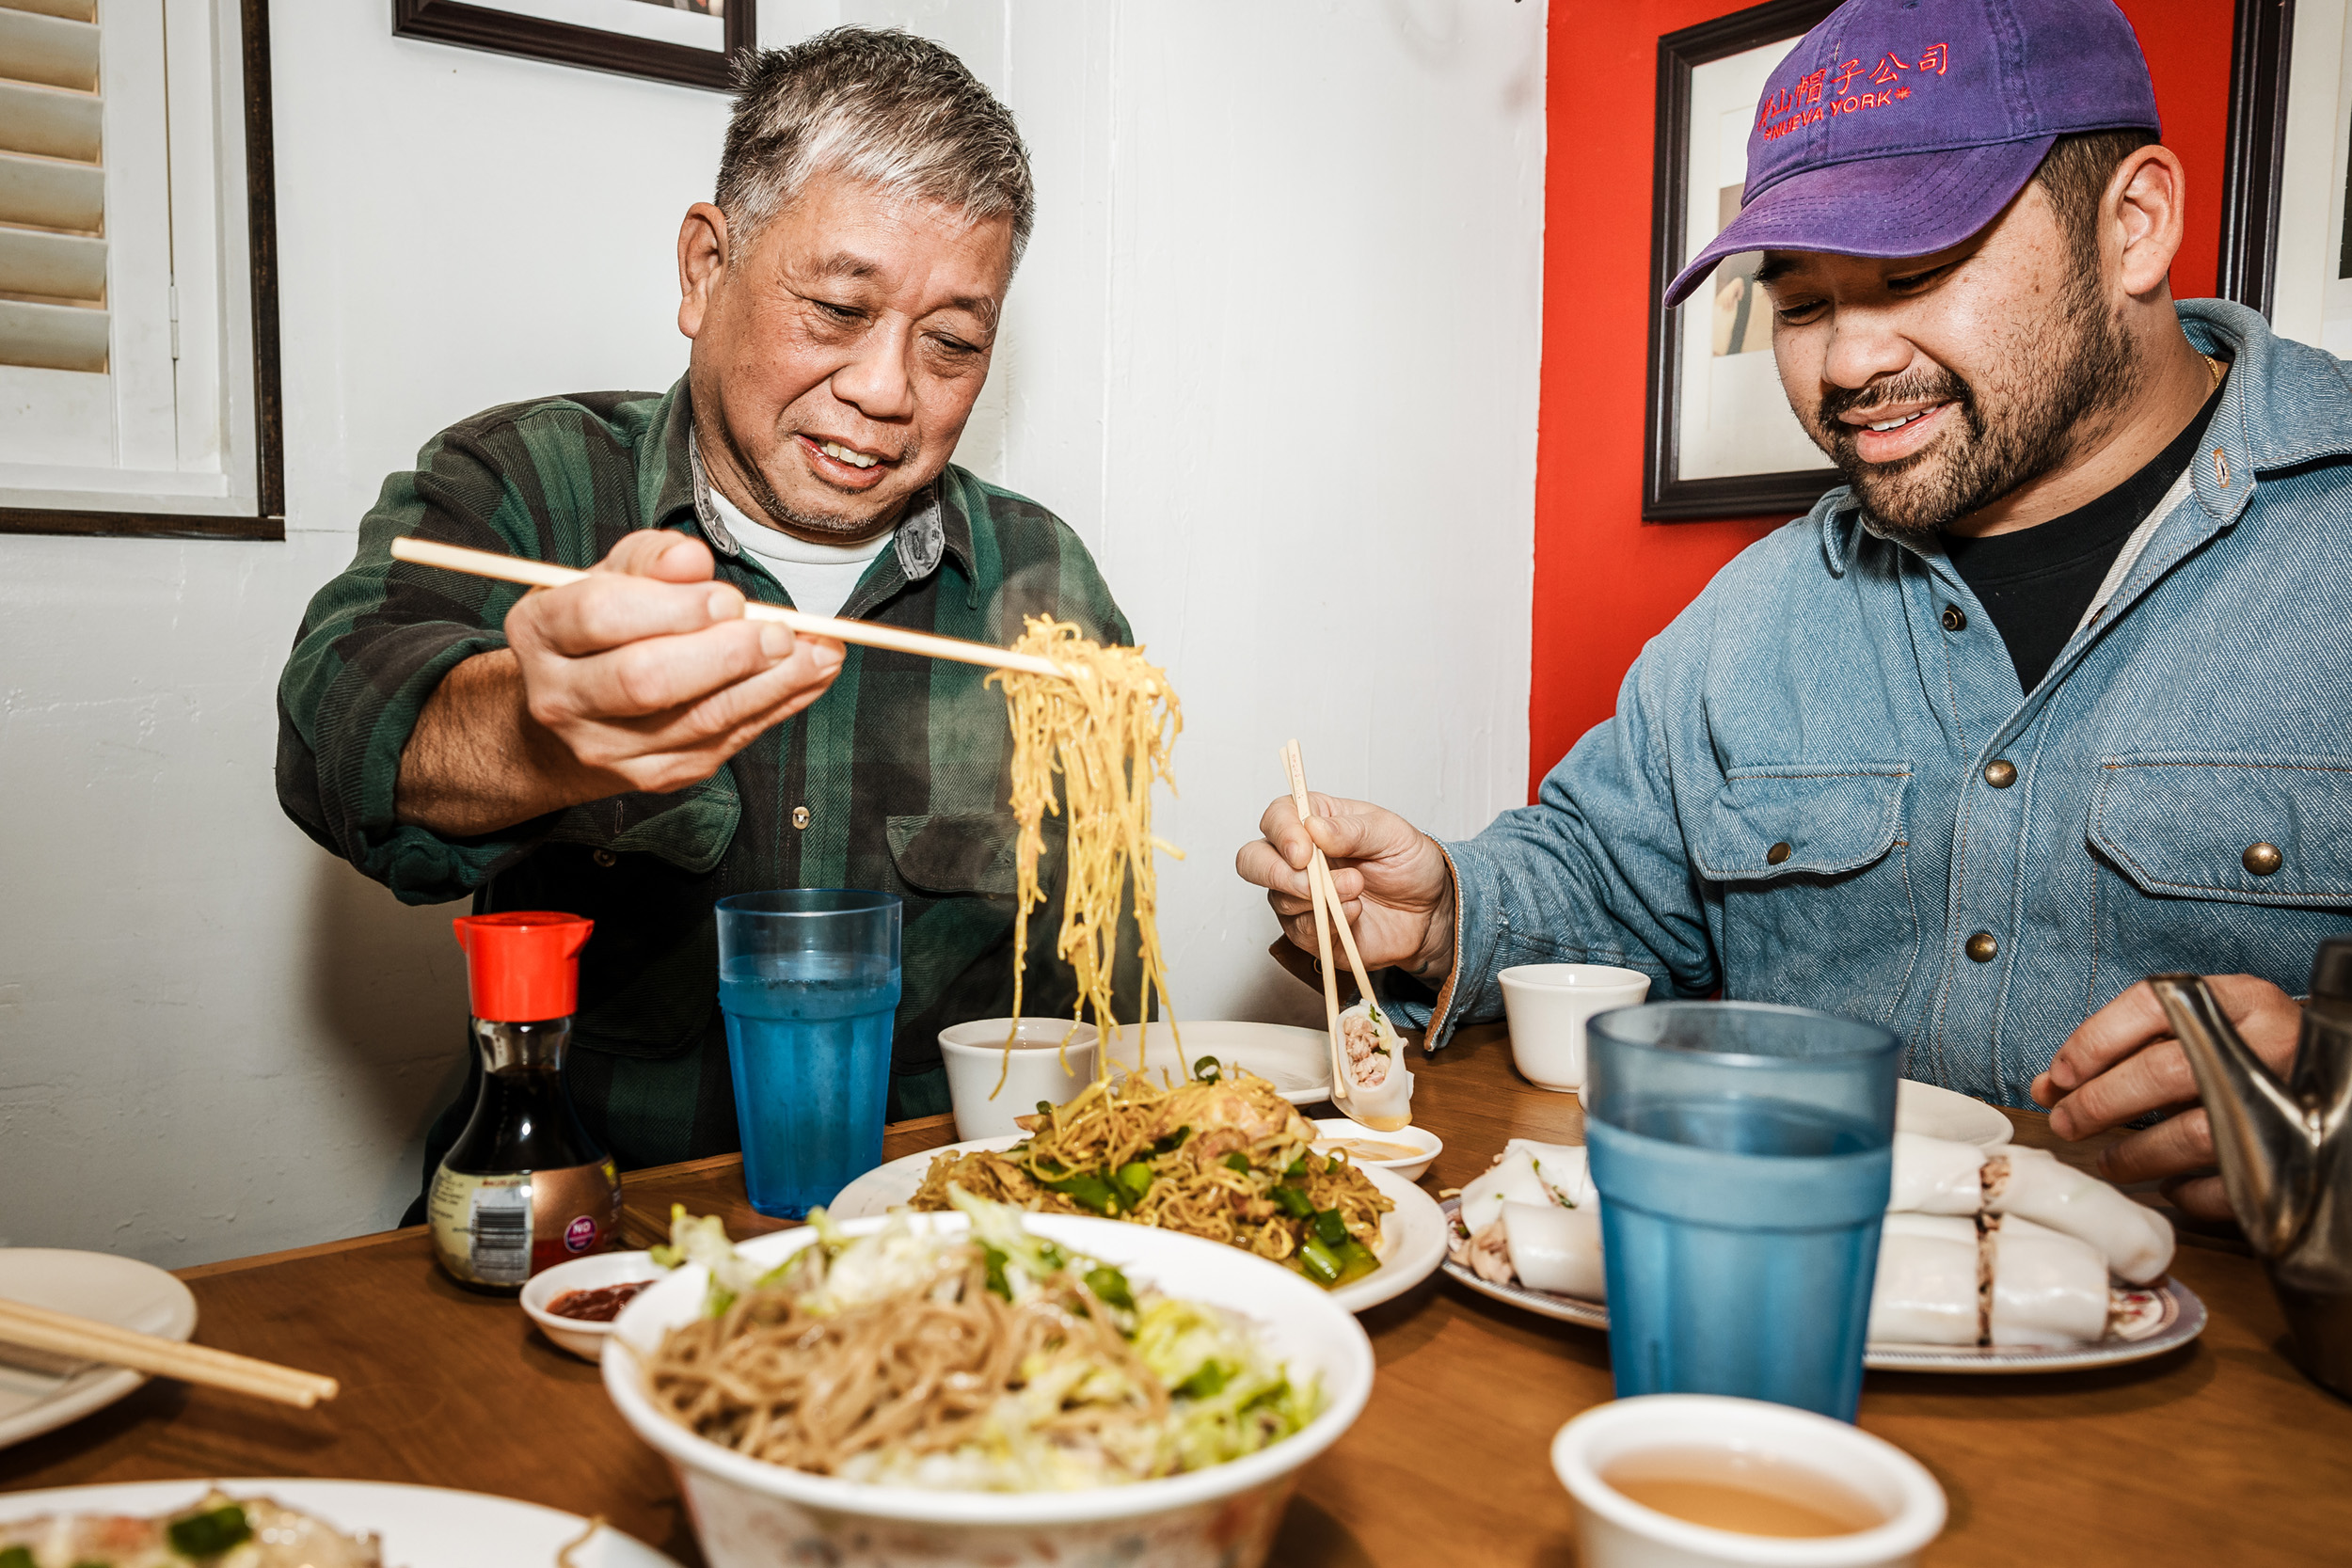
[1410,301,2352,1108]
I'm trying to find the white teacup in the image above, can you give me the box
[1499,963,1651,1092]
[1550,1395,1946,1568]
[939,1017,1099,1141]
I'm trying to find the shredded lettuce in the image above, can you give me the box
[1136,1297,1319,1470]
[649,1203,774,1316]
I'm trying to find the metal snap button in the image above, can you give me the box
[1965,931,1998,963]
[1766,842,1792,865]
[2243,842,2282,876]
[591,848,617,868]
[793,805,812,831]
[1984,760,2017,789]
[1941,605,1966,632]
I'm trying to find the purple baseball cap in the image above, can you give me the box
[1664,0,2161,307]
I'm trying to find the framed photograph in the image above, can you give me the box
[2249,0,2352,355]
[392,0,755,93]
[1644,0,1840,522]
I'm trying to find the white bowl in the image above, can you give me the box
[938,1017,1100,1142]
[1550,1395,1946,1567]
[603,1212,1375,1568]
[1500,964,1651,1092]
[1103,1021,1335,1105]
[518,1251,662,1362]
[1311,1117,1442,1182]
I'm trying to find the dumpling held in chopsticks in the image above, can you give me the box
[1336,999,1414,1122]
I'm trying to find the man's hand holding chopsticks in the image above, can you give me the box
[1237,794,1456,986]
[394,531,843,836]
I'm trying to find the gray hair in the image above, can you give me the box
[715,26,1034,269]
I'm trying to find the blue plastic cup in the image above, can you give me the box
[1583,1001,1898,1421]
[715,890,902,1218]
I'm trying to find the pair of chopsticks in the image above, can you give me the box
[389,537,1067,680]
[0,1297,339,1410]
[1281,739,1385,1106]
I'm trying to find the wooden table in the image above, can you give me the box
[6,1022,2346,1564]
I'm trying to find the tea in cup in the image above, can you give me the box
[1550,1395,1945,1567]
[938,1018,1099,1141]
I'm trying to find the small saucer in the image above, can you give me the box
[518,1252,661,1362]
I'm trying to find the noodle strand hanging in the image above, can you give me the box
[988,617,1183,1076]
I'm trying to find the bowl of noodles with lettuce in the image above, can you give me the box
[601,1196,1375,1568]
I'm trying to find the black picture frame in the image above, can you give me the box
[392,0,755,93]
[1644,0,1841,522]
[2217,0,2296,317]
[0,0,283,541]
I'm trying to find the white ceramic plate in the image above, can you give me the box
[1100,1021,1335,1106]
[1437,1198,2207,1373]
[0,1248,198,1450]
[1896,1080,2014,1147]
[0,1478,683,1566]
[830,1139,1447,1314]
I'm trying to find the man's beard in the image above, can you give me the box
[1804,273,2143,544]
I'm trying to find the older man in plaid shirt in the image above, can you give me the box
[278,29,1128,1191]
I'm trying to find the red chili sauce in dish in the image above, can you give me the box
[547,1281,652,1323]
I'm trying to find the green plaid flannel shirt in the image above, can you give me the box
[278,379,1130,1170]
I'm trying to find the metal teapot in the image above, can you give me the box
[2149,939,2352,1399]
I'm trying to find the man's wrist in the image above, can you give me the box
[1406,840,1458,984]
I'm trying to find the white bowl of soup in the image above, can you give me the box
[1550,1395,1945,1567]
[602,1212,1374,1568]
[1311,1117,1442,1182]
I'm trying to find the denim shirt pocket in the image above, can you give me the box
[1688,763,1919,1025]
[2090,755,2352,984]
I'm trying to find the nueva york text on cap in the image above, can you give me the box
[1665,0,2161,308]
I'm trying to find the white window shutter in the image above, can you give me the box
[0,0,106,374]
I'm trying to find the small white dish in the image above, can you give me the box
[0,1479,681,1567]
[519,1251,662,1362]
[939,1018,1101,1141]
[0,1248,198,1451]
[828,1140,1450,1314]
[1551,1394,1946,1567]
[1311,1117,1442,1182]
[1499,964,1651,1092]
[1893,1080,2012,1147]
[1097,1020,1335,1105]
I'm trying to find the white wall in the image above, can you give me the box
[0,0,1544,1267]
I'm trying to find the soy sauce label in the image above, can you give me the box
[428,1170,532,1288]
[426,1159,620,1289]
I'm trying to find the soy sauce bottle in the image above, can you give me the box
[426,911,621,1291]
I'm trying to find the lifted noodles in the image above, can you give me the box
[990,618,1183,1074]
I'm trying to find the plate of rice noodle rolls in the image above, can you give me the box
[1440,1130,2206,1372]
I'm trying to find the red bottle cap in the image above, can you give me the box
[452,911,594,1022]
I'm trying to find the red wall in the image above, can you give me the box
[1527,0,2237,799]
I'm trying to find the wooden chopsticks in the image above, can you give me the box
[1282,740,1351,1104]
[1283,738,1397,1106]
[389,537,1067,680]
[0,1297,339,1410]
